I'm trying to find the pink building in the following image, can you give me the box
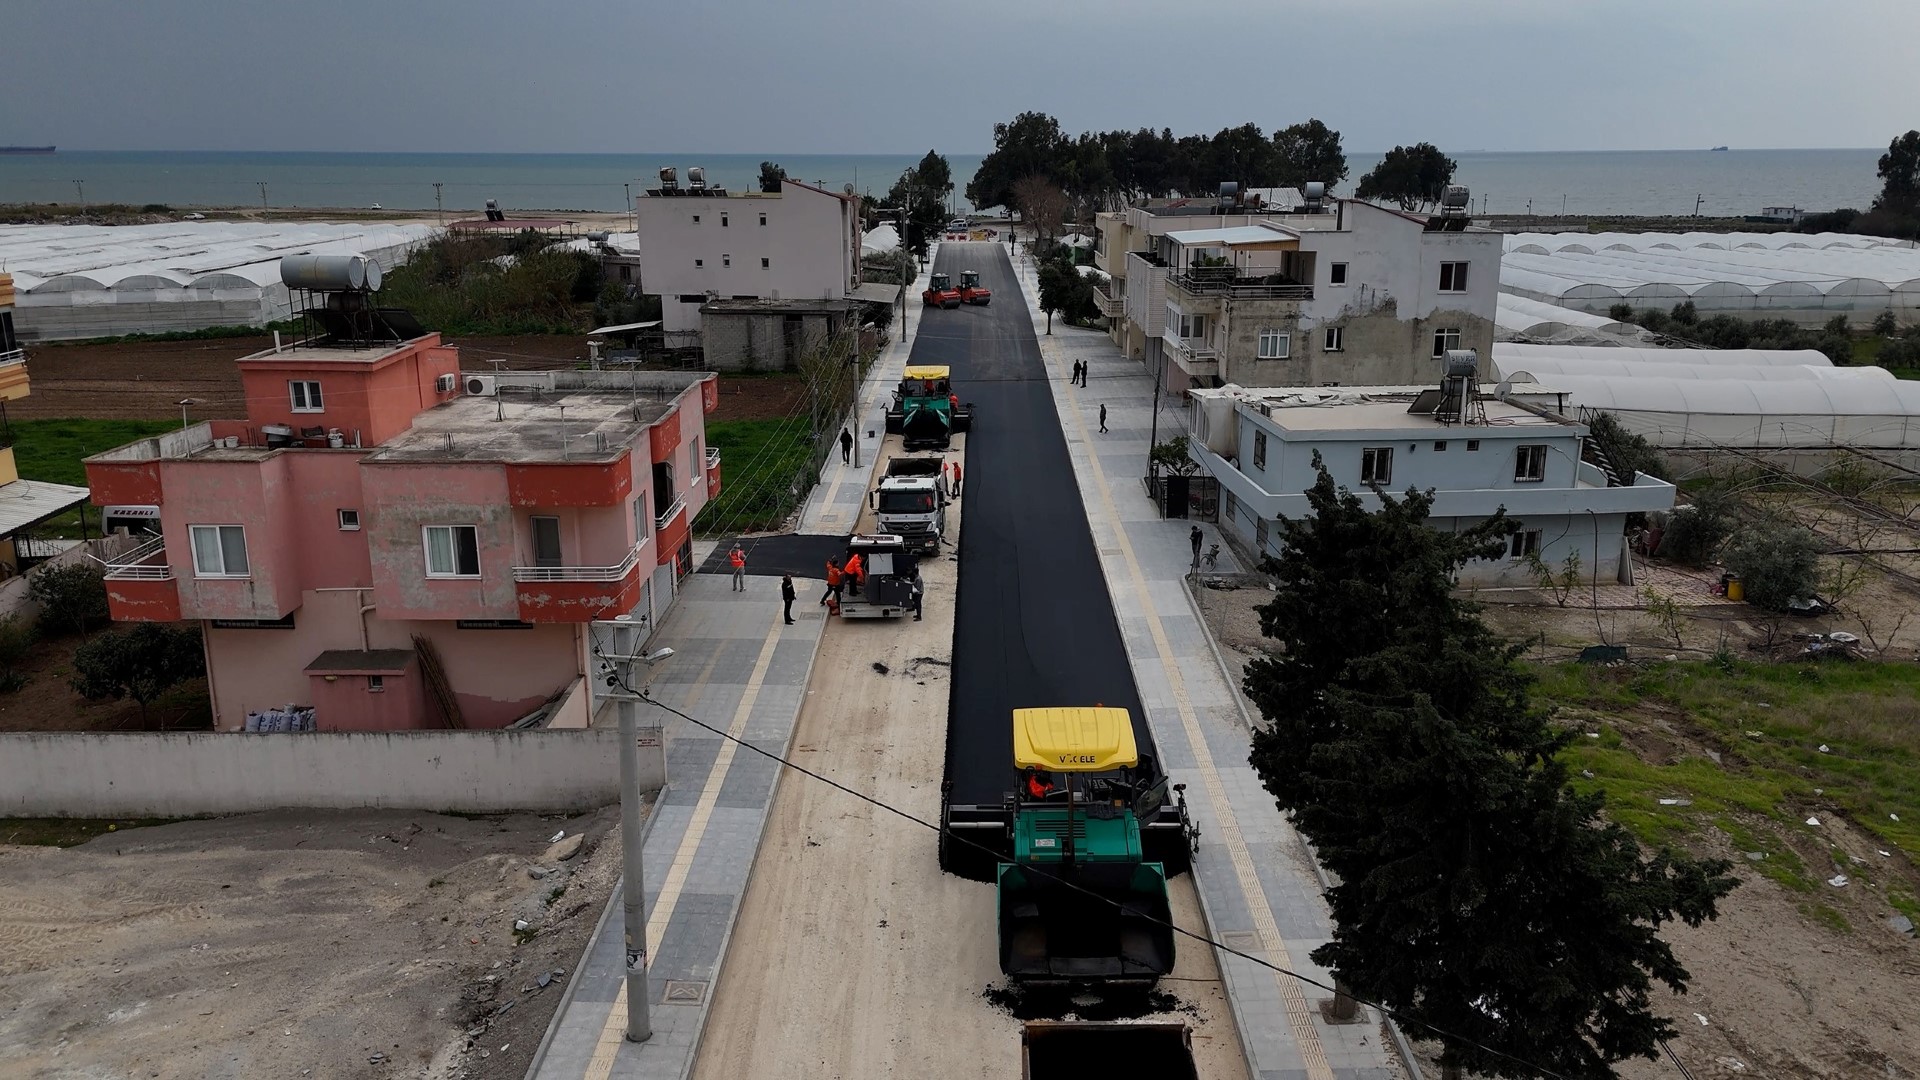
[85,333,719,731]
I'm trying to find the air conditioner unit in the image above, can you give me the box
[465,375,498,397]
[435,373,457,393]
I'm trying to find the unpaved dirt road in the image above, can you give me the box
[0,806,635,1080]
[691,435,1250,1079]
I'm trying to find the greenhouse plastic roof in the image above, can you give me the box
[0,222,436,295]
[1497,232,1920,303]
[1494,343,1832,368]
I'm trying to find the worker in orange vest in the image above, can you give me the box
[949,459,963,498]
[1024,767,1055,800]
[948,392,959,412]
[820,557,843,607]
[728,543,746,592]
[843,551,865,596]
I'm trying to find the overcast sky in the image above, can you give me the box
[6,0,1914,155]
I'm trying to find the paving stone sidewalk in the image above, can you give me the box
[1007,256,1411,1080]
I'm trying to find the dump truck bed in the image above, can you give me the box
[997,862,1175,985]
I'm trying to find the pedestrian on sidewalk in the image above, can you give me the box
[839,427,853,464]
[821,557,843,606]
[729,543,747,591]
[909,568,924,621]
[949,459,963,498]
[1189,525,1204,572]
[1098,403,1108,433]
[780,574,796,624]
[1070,359,1081,386]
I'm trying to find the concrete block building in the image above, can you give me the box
[85,332,718,731]
[1185,381,1675,585]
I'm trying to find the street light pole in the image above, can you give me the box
[597,617,674,1044]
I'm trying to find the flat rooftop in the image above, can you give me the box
[239,339,421,366]
[366,391,673,464]
[1201,386,1573,435]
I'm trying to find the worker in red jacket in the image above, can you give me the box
[949,460,963,498]
[843,551,865,596]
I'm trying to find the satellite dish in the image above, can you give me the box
[843,183,857,196]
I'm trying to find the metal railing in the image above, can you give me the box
[0,348,24,368]
[103,535,174,581]
[512,545,643,583]
[1162,333,1219,368]
[1167,270,1313,301]
[654,495,687,533]
[1094,285,1124,318]
[704,447,721,469]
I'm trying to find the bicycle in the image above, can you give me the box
[1203,543,1220,570]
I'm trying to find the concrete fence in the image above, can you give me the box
[0,535,142,623]
[0,727,663,818]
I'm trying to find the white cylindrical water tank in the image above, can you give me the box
[280,254,364,290]
[363,258,383,291]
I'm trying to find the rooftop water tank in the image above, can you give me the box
[280,254,365,291]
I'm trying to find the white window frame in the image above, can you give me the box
[367,675,386,693]
[761,257,770,268]
[423,524,482,579]
[1360,447,1393,486]
[722,254,731,267]
[338,508,361,531]
[758,213,767,226]
[289,380,324,413]
[1257,330,1290,360]
[1322,326,1343,352]
[1329,262,1348,286]
[189,524,250,578]
[1252,430,1267,470]
[1254,518,1269,551]
[1439,261,1470,293]
[1432,327,1462,359]
[1510,530,1542,559]
[1515,444,1548,483]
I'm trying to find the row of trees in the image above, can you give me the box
[964,113,1353,217]
[1609,300,1855,365]
[1793,129,1920,241]
[1243,461,1737,1077]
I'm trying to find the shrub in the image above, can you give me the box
[0,615,35,693]
[1670,300,1699,326]
[1824,314,1852,335]
[1607,302,1634,322]
[1872,310,1899,336]
[28,563,109,637]
[1721,522,1822,612]
[1657,490,1737,567]
[70,623,207,724]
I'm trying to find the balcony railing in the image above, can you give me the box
[103,535,174,581]
[1162,333,1219,370]
[513,545,643,583]
[1167,269,1313,302]
[1094,284,1124,319]
[654,494,687,533]
[0,348,24,368]
[705,447,721,469]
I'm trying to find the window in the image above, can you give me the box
[367,675,386,693]
[1433,441,1448,452]
[1322,326,1343,352]
[678,294,705,304]
[694,258,704,267]
[633,496,650,542]
[1164,305,1206,340]
[692,214,700,223]
[1255,519,1269,551]
[189,524,250,578]
[1360,447,1393,486]
[618,265,631,282]
[1257,330,1290,360]
[1510,530,1542,559]
[761,257,770,268]
[1329,262,1348,285]
[1514,444,1548,482]
[337,509,360,531]
[1224,491,1238,523]
[424,524,481,578]
[1438,261,1470,292]
[1467,439,1481,451]
[1252,430,1267,470]
[722,254,732,267]
[758,213,767,226]
[1432,327,1462,358]
[721,214,729,227]
[289,380,323,412]
[531,516,563,568]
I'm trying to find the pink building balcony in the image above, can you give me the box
[704,446,722,498]
[102,536,183,622]
[513,544,647,622]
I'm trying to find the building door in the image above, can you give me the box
[531,516,563,568]
[652,462,674,518]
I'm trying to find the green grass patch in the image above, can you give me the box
[10,418,177,539]
[1799,902,1852,934]
[0,817,185,847]
[694,418,819,537]
[38,319,302,347]
[1541,659,1920,863]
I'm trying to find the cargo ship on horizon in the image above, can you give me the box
[0,146,56,155]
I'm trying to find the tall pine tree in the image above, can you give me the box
[1246,458,1736,1078]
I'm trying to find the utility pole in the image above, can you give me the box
[593,616,673,1044]
[257,182,269,212]
[71,180,85,209]
[433,182,444,228]
[899,202,910,345]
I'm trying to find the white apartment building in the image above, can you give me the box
[635,170,869,336]
[1097,196,1501,392]
[1185,379,1675,586]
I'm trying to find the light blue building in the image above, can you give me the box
[1186,380,1676,585]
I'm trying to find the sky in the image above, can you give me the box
[4,0,1916,155]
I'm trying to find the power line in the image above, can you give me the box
[612,663,1577,1080]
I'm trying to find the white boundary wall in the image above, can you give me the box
[0,728,662,817]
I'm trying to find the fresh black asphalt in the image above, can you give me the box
[697,533,848,580]
[928,244,1156,803]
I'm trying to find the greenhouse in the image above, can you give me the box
[0,221,435,340]
[1497,232,1920,322]
[1495,293,1645,343]
[1494,343,1834,368]
[1522,373,1920,452]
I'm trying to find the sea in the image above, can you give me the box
[0,148,1888,220]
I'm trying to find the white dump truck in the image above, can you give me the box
[869,457,949,555]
